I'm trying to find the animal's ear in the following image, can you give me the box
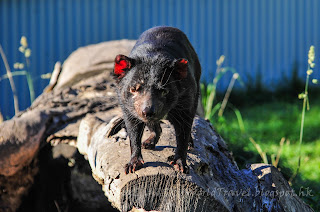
[114,54,133,79]
[174,58,188,79]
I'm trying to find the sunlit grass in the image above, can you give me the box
[212,99,320,210]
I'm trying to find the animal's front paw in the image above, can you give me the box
[125,156,144,174]
[169,157,188,173]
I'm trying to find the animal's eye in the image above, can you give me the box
[130,87,137,93]
[161,89,169,96]
[130,84,141,93]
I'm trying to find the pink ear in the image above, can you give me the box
[175,58,188,78]
[114,55,132,78]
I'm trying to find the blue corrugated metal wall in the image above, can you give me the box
[1,0,320,118]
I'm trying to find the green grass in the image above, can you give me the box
[211,98,320,210]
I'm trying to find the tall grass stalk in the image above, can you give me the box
[297,73,309,167]
[20,36,35,103]
[202,55,243,120]
[273,137,285,168]
[249,137,268,164]
[228,105,245,133]
[204,56,225,119]
[289,45,316,184]
[202,56,288,168]
[218,73,239,117]
[0,44,20,114]
[25,69,35,103]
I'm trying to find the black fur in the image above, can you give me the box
[114,26,201,174]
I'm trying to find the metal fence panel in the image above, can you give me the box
[1,0,319,118]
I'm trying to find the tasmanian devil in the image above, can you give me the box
[113,26,201,174]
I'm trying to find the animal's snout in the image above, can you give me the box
[142,106,155,118]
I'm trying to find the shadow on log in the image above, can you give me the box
[0,40,314,212]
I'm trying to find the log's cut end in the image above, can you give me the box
[119,173,227,212]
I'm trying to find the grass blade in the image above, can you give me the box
[0,44,19,114]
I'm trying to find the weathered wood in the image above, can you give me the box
[0,40,135,212]
[77,114,313,212]
[0,70,120,211]
[0,40,314,211]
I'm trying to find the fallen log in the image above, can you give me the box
[0,40,314,212]
[0,40,135,212]
[77,115,313,212]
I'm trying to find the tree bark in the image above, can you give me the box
[0,40,314,212]
[77,114,313,212]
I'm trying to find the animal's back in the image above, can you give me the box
[130,26,201,83]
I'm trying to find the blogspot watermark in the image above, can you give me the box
[208,186,313,198]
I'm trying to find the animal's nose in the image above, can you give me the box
[142,106,155,118]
